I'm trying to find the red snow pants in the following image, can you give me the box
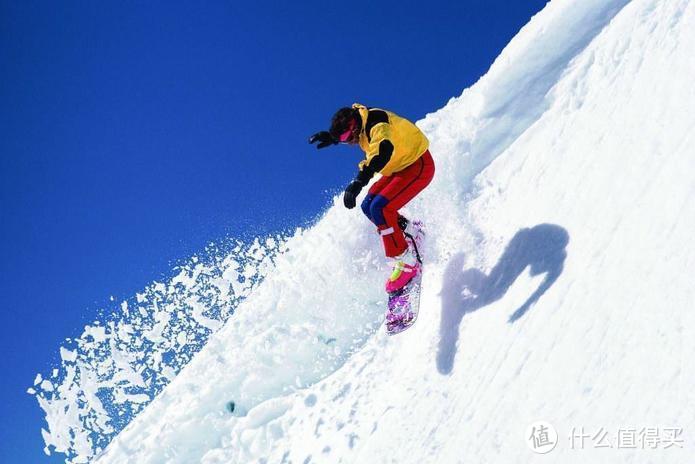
[360,150,435,257]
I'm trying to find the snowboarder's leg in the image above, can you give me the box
[369,195,409,257]
[369,151,435,258]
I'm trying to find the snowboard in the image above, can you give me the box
[385,222,424,336]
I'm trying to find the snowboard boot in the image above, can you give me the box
[385,236,422,293]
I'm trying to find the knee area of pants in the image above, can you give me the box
[360,196,373,217]
[369,196,389,221]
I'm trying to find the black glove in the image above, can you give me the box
[308,131,337,149]
[343,180,364,209]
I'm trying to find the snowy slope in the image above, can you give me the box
[59,0,695,462]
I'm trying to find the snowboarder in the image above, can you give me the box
[309,104,435,292]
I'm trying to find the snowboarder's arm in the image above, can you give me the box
[356,139,394,184]
[357,120,394,183]
[343,128,394,209]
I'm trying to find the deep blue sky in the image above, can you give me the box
[0,0,547,461]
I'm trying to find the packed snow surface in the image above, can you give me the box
[35,0,695,462]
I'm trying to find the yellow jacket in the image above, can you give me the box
[353,103,429,178]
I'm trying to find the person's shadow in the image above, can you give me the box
[437,224,569,375]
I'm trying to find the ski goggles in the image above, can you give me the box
[337,119,357,143]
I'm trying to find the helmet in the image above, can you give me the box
[329,107,360,143]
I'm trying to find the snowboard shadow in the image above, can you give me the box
[436,224,569,375]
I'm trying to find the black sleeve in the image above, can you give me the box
[355,139,394,185]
